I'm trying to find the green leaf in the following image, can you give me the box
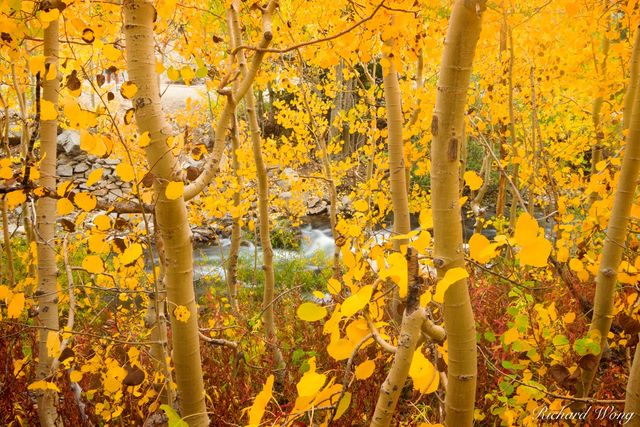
[160,405,189,427]
[552,335,569,347]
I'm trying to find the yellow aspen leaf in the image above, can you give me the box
[563,312,576,324]
[167,66,180,81]
[0,285,11,300]
[45,63,56,80]
[327,278,342,295]
[514,213,539,247]
[469,233,497,263]
[6,190,26,209]
[70,371,83,383]
[180,66,195,85]
[409,348,439,394]
[517,236,552,268]
[297,302,327,321]
[86,168,103,187]
[102,44,121,62]
[82,255,104,274]
[411,230,431,254]
[165,181,184,200]
[28,55,46,75]
[557,246,569,262]
[173,305,191,322]
[353,199,368,212]
[120,81,138,99]
[419,208,433,229]
[93,215,111,231]
[28,380,60,392]
[121,242,143,265]
[156,61,165,74]
[347,224,361,238]
[503,327,519,345]
[334,391,351,420]
[247,375,274,427]
[7,292,25,318]
[138,131,151,148]
[296,357,326,397]
[103,364,127,394]
[464,170,483,191]
[74,192,97,212]
[323,303,343,335]
[46,331,60,358]
[433,267,468,303]
[88,234,109,253]
[379,252,408,297]
[569,258,584,272]
[40,99,57,120]
[57,198,74,215]
[327,336,353,361]
[115,163,135,183]
[341,285,373,317]
[354,359,376,380]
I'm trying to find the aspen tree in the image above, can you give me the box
[578,28,640,399]
[228,0,286,385]
[383,28,411,321]
[34,6,62,425]
[430,1,485,424]
[371,249,423,427]
[123,1,207,423]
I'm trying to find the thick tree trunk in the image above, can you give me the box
[578,35,640,399]
[123,2,208,424]
[430,1,485,425]
[35,15,62,427]
[228,0,286,385]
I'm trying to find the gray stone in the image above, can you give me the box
[74,163,90,173]
[57,164,73,177]
[58,130,81,156]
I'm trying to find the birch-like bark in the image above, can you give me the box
[578,36,640,399]
[430,1,485,424]
[370,249,424,427]
[35,11,62,427]
[383,32,411,322]
[123,2,207,424]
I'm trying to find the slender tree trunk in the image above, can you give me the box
[507,25,520,230]
[430,2,485,425]
[35,13,61,427]
[383,32,411,322]
[226,113,242,311]
[123,2,208,424]
[495,13,508,217]
[578,36,640,399]
[590,25,610,203]
[371,250,424,427]
[144,230,174,405]
[624,25,640,131]
[228,0,286,386]
[528,66,538,215]
[0,96,14,288]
